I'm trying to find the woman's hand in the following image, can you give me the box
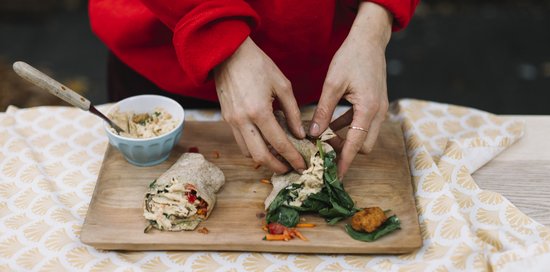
[309,2,393,178]
[214,37,306,174]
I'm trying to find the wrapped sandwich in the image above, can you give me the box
[143,153,225,232]
[264,113,357,227]
[264,117,336,209]
[263,113,401,242]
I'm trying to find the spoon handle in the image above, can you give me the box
[13,61,91,111]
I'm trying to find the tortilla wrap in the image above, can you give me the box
[144,153,225,231]
[264,113,336,209]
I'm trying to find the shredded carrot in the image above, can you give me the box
[262,223,309,242]
[254,163,262,169]
[296,223,316,228]
[197,227,209,234]
[213,151,220,158]
[260,179,271,184]
[282,230,291,241]
[265,234,287,241]
[293,229,308,241]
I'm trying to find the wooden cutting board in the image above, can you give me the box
[81,121,421,254]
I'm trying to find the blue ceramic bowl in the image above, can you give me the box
[104,95,185,167]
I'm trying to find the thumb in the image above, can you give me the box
[310,80,342,137]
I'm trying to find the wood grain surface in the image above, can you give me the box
[473,116,550,226]
[80,121,422,253]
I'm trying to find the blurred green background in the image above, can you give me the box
[1,0,549,113]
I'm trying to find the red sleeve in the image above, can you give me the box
[367,0,420,31]
[138,0,260,85]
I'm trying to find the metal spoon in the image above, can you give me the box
[12,61,125,134]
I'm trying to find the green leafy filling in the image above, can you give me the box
[265,139,401,242]
[266,140,358,227]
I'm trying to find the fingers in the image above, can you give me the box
[230,126,250,157]
[241,123,291,174]
[337,104,377,179]
[328,108,380,154]
[223,107,292,173]
[309,80,343,137]
[275,81,306,139]
[326,108,352,154]
[213,37,305,175]
[362,112,385,153]
[254,112,306,172]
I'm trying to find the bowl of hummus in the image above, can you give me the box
[104,95,185,166]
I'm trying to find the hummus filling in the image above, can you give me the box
[144,177,208,231]
[109,107,178,139]
[288,150,325,207]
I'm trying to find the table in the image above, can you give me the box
[473,116,550,226]
[1,102,549,271]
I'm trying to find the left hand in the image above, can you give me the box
[308,2,393,179]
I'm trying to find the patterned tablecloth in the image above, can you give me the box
[1,99,549,271]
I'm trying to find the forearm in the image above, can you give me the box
[350,2,393,49]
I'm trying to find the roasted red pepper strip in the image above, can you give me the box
[267,222,287,235]
[187,191,197,203]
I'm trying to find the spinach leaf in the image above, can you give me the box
[267,189,289,213]
[267,183,301,213]
[319,200,352,218]
[323,150,355,211]
[326,217,344,225]
[266,206,300,227]
[289,191,327,212]
[344,215,401,242]
[315,144,357,224]
[266,183,304,227]
[316,139,325,160]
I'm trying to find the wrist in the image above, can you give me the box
[215,37,252,75]
[351,2,393,49]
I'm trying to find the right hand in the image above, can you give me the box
[214,37,306,174]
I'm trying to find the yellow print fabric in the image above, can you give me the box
[0,99,549,271]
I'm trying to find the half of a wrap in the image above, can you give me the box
[144,153,225,232]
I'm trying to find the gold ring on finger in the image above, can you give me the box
[348,126,369,133]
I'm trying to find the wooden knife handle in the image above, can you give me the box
[13,61,91,111]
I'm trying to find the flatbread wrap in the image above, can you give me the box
[262,113,401,242]
[264,114,337,210]
[144,153,225,232]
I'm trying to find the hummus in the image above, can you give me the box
[109,107,178,139]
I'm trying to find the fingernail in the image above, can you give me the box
[309,122,320,136]
[299,126,306,138]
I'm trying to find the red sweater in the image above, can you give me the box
[89,0,419,106]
